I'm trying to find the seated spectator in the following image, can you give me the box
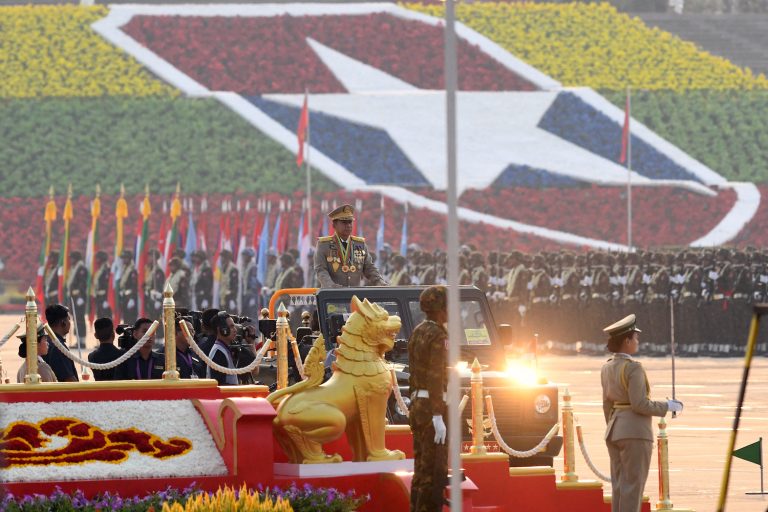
[87,317,124,381]
[16,324,57,383]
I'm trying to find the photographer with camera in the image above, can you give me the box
[114,318,164,380]
[87,317,123,381]
[196,308,220,356]
[174,316,202,379]
[207,311,239,385]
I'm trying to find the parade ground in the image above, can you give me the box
[2,313,768,512]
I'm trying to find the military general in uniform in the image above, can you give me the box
[313,204,387,288]
[408,285,448,512]
[601,314,683,512]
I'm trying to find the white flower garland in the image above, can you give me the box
[0,400,227,482]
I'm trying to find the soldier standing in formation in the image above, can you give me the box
[190,250,213,310]
[119,250,138,325]
[91,251,112,319]
[67,251,88,346]
[144,249,165,320]
[314,204,387,288]
[44,251,59,310]
[240,248,261,318]
[167,257,190,309]
[408,285,448,512]
[219,249,238,312]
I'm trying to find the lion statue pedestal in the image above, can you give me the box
[267,296,406,464]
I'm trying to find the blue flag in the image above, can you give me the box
[271,212,282,252]
[400,210,408,256]
[257,214,270,285]
[376,212,385,254]
[184,212,196,266]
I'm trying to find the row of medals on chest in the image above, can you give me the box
[328,245,365,273]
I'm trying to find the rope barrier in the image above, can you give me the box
[180,322,269,376]
[576,423,611,482]
[458,394,469,415]
[44,321,157,371]
[0,322,22,350]
[390,368,409,417]
[485,394,559,458]
[290,338,305,379]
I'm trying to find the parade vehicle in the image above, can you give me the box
[264,286,563,467]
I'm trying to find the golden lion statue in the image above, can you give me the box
[267,296,405,464]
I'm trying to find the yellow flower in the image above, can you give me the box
[403,2,768,91]
[0,5,175,97]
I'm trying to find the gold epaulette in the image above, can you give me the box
[317,235,333,242]
[350,235,366,242]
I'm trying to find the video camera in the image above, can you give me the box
[116,324,136,350]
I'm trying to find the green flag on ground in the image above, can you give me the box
[734,438,762,466]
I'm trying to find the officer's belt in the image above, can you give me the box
[411,389,447,402]
[612,402,631,410]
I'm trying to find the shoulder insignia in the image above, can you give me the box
[350,235,366,242]
[317,236,333,242]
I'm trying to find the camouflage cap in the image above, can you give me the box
[420,285,447,313]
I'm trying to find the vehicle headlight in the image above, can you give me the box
[534,394,551,415]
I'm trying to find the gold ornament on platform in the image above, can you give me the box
[267,296,405,464]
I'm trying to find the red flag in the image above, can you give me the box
[296,93,309,167]
[619,92,630,164]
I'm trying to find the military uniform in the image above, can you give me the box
[191,258,214,310]
[119,259,139,325]
[601,315,671,512]
[313,204,387,288]
[219,260,239,312]
[168,266,191,309]
[144,261,165,320]
[91,260,112,319]
[67,258,88,340]
[408,288,448,512]
[44,261,59,309]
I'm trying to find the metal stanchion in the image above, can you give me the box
[561,389,578,482]
[162,282,179,380]
[24,287,41,385]
[656,417,694,511]
[276,303,289,389]
[470,358,487,455]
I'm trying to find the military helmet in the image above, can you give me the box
[419,285,447,313]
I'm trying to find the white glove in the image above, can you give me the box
[150,290,162,300]
[127,299,135,310]
[102,301,110,309]
[667,399,684,413]
[432,415,447,444]
[76,297,85,307]
[154,301,162,310]
[201,299,209,309]
[249,298,257,307]
[229,300,237,311]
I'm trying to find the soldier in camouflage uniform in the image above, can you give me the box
[313,204,387,288]
[408,285,448,512]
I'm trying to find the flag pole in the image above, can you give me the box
[626,86,632,251]
[305,88,312,247]
[444,0,462,508]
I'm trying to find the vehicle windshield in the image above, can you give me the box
[408,299,492,346]
[324,300,407,339]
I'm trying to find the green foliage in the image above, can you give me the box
[604,89,768,182]
[0,97,336,197]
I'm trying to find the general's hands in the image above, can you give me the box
[667,399,684,413]
[432,415,446,444]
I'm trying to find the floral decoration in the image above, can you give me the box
[0,417,192,468]
[405,2,768,91]
[122,13,535,94]
[0,6,174,98]
[0,401,226,482]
